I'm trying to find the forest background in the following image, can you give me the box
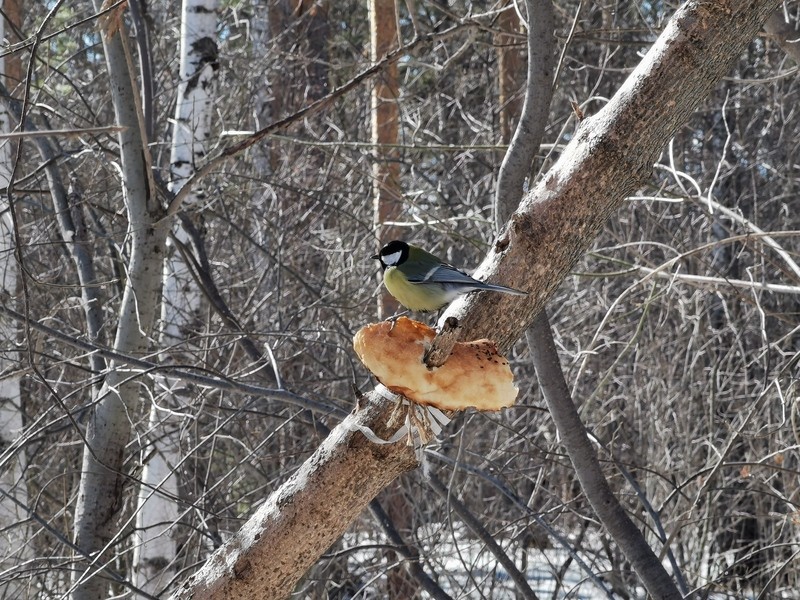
[0,0,799,598]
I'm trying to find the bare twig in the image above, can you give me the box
[166,21,478,217]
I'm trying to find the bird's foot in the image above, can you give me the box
[384,310,409,331]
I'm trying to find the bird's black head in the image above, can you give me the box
[371,240,409,270]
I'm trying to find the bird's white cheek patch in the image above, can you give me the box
[382,250,402,266]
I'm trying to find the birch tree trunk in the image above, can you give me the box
[132,0,218,594]
[71,7,168,599]
[173,1,782,598]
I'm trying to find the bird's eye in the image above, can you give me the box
[381,250,403,266]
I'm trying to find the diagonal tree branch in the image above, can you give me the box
[527,313,685,598]
[434,0,781,353]
[173,1,782,597]
[491,0,685,595]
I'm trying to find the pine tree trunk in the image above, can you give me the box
[371,0,402,318]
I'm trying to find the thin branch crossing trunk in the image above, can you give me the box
[133,0,219,594]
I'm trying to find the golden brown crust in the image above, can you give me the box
[353,317,518,411]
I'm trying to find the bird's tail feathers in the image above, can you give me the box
[478,282,528,296]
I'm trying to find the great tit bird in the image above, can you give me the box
[372,240,527,312]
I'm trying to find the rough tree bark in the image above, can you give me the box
[173,1,781,597]
[173,396,418,599]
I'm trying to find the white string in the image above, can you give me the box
[346,389,453,452]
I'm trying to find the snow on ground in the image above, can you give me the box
[339,522,774,599]
[342,522,634,599]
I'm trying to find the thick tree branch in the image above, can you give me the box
[173,1,782,597]
[430,0,782,354]
[426,0,555,368]
[173,391,418,599]
[488,0,685,595]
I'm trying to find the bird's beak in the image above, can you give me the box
[370,254,379,260]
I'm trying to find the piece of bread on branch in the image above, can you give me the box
[354,317,518,412]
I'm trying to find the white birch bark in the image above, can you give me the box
[169,0,218,194]
[0,2,27,588]
[71,7,168,599]
[132,0,218,594]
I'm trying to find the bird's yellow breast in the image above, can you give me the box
[383,267,445,312]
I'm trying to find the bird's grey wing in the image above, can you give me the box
[409,263,527,296]
[408,263,479,285]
